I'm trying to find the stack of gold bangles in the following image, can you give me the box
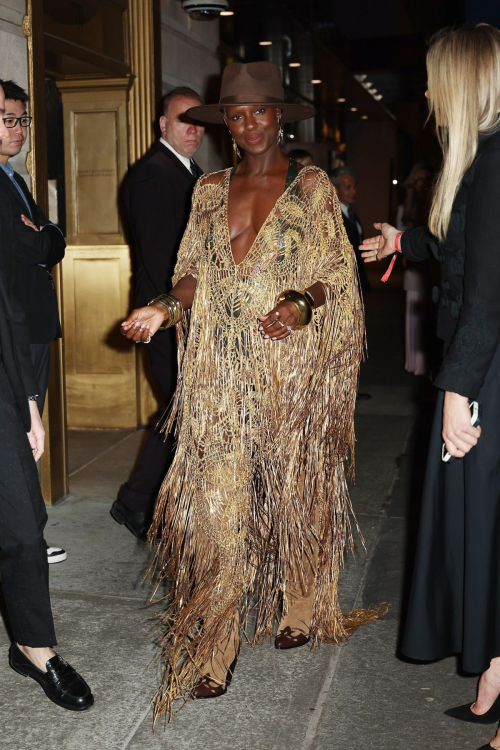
[147,293,183,330]
[275,289,313,329]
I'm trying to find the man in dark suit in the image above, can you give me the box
[330,166,371,293]
[331,166,371,401]
[0,80,67,564]
[0,82,92,710]
[111,87,205,540]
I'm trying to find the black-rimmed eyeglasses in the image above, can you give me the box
[3,116,32,128]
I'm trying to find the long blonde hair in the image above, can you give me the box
[427,24,500,241]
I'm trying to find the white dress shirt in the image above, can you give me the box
[340,201,363,237]
[160,137,192,174]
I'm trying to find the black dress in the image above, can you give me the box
[400,130,500,673]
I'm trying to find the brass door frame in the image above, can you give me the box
[23,0,68,504]
[24,0,158,503]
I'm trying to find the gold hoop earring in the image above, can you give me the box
[232,137,242,159]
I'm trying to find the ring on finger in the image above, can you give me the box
[276,319,285,328]
[286,325,293,335]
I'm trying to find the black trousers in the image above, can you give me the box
[30,343,51,417]
[120,328,177,514]
[0,362,56,646]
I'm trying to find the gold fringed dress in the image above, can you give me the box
[148,163,383,719]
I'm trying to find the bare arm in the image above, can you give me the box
[121,274,197,343]
[306,281,325,308]
[170,274,197,310]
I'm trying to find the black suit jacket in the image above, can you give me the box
[0,180,39,430]
[340,206,371,292]
[125,141,202,307]
[341,206,363,248]
[0,167,65,344]
[401,130,500,399]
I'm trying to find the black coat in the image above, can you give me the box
[340,206,371,292]
[125,141,202,307]
[0,167,65,344]
[0,180,39,430]
[401,130,500,399]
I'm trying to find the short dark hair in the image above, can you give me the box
[0,79,29,105]
[161,86,202,118]
[288,148,313,161]
[329,166,355,187]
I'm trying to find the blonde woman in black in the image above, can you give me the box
[362,24,500,750]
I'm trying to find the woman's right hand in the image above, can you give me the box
[121,304,168,343]
[360,222,400,262]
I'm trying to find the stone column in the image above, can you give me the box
[126,0,156,163]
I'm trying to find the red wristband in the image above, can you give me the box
[381,231,404,283]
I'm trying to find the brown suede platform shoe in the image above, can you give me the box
[192,677,227,699]
[274,626,310,650]
[192,653,238,700]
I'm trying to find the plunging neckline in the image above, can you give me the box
[225,158,299,267]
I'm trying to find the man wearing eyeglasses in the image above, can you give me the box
[0,79,67,565]
[0,81,93,711]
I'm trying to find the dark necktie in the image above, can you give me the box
[347,207,357,225]
[191,160,205,179]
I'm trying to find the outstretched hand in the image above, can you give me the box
[360,222,400,262]
[121,304,167,343]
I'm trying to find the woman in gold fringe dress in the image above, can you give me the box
[122,62,384,719]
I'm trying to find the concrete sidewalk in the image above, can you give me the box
[0,273,491,749]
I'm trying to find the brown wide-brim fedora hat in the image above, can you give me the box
[186,61,315,124]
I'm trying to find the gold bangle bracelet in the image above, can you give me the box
[275,289,313,329]
[148,294,183,330]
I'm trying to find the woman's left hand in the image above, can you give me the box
[258,301,301,340]
[442,391,481,458]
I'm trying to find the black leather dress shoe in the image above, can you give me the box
[110,498,151,541]
[9,643,94,711]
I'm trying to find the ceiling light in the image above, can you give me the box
[361,115,368,120]
[350,106,358,112]
[362,82,373,89]
[289,62,301,68]
[336,97,346,103]
[354,74,367,82]
[288,134,295,138]
[182,0,230,19]
[311,79,322,84]
[374,94,383,100]
[220,10,234,15]
[368,87,377,95]
[392,179,398,185]
[259,40,272,45]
